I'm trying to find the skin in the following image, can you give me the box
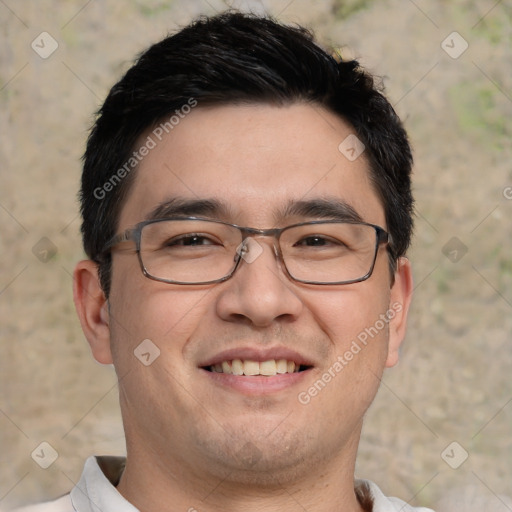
[74,103,413,512]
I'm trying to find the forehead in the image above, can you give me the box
[119,103,385,228]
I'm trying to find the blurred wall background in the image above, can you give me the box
[1,0,511,510]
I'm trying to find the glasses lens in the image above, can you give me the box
[281,223,378,283]
[140,219,241,283]
[138,219,380,285]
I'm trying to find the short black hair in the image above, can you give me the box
[81,11,413,296]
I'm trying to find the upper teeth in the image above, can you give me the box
[210,359,300,376]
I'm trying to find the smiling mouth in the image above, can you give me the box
[203,359,312,376]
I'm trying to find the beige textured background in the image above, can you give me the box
[1,0,511,510]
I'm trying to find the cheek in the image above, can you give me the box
[303,281,392,403]
[107,278,212,419]
[302,289,391,409]
[306,282,391,348]
[108,258,210,365]
[293,287,392,440]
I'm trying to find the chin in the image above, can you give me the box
[216,450,314,488]
[193,422,328,487]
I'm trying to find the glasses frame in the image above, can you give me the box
[101,216,392,286]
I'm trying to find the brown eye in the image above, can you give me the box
[295,236,345,248]
[166,234,218,247]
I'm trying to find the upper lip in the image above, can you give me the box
[199,346,315,368]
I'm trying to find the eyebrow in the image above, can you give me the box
[279,198,364,223]
[145,197,232,221]
[145,197,363,224]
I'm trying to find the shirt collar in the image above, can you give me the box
[70,456,136,512]
[70,456,432,512]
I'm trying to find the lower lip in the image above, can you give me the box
[201,368,312,395]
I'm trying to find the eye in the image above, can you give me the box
[299,236,328,247]
[295,235,345,247]
[166,233,219,247]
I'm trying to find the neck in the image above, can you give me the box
[116,436,366,512]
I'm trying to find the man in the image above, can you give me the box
[16,11,434,512]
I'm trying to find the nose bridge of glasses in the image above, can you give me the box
[238,227,283,264]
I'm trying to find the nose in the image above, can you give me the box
[215,237,303,327]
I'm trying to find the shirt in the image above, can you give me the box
[13,456,435,512]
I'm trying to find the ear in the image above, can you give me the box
[73,260,113,364]
[385,257,413,368]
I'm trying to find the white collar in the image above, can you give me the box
[70,456,136,512]
[70,456,434,512]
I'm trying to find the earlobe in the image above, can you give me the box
[73,260,113,365]
[385,257,413,368]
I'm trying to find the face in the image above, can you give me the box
[75,103,412,486]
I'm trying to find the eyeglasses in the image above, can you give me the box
[101,216,391,285]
